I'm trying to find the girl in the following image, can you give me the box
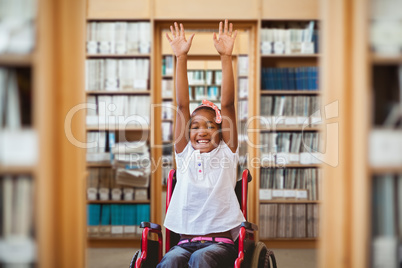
[158,20,245,268]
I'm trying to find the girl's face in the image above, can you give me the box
[189,108,221,153]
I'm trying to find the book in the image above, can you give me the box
[261,22,319,55]
[87,204,101,236]
[99,204,111,236]
[111,204,123,236]
[136,204,150,235]
[260,167,321,201]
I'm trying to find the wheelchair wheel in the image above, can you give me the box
[265,249,277,268]
[250,242,268,268]
[129,250,140,268]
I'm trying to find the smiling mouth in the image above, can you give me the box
[197,139,210,144]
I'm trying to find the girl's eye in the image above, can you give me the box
[208,125,215,129]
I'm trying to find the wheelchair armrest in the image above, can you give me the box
[140,222,162,232]
[241,221,258,231]
[235,222,258,268]
[137,222,164,267]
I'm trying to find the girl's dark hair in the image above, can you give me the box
[190,106,222,127]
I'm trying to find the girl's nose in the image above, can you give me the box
[197,128,208,135]
[198,131,207,136]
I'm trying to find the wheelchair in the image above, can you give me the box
[129,169,277,268]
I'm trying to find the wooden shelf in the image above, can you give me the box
[87,236,141,248]
[370,166,402,174]
[86,125,150,131]
[87,200,150,204]
[86,53,151,58]
[260,163,321,168]
[260,200,321,204]
[261,54,321,58]
[87,163,112,168]
[261,90,320,95]
[86,90,150,95]
[88,235,140,240]
[261,239,317,249]
[0,53,34,66]
[162,97,173,101]
[0,165,36,175]
[162,75,173,78]
[260,126,321,132]
[371,53,402,65]
[263,237,317,241]
[162,119,173,122]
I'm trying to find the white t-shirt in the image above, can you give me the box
[164,141,246,240]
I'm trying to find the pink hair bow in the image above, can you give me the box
[192,99,222,124]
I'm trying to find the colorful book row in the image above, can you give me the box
[87,204,150,237]
[261,67,319,91]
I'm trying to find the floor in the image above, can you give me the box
[87,248,317,268]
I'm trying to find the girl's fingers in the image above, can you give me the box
[174,22,180,37]
[212,32,218,44]
[170,25,175,38]
[218,21,223,36]
[233,30,238,40]
[229,23,233,36]
[188,33,195,45]
[180,23,185,37]
[166,32,172,42]
[224,19,228,34]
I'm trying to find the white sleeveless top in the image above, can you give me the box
[164,141,245,240]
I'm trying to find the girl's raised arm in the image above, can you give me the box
[166,22,195,153]
[213,20,238,152]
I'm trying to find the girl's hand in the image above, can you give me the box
[166,22,195,58]
[213,20,237,56]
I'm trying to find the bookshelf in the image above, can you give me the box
[0,0,86,267]
[319,0,370,267]
[84,18,154,247]
[368,1,402,267]
[187,60,223,112]
[257,19,321,248]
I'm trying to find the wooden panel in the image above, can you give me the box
[350,0,370,267]
[87,0,150,19]
[154,0,258,19]
[320,0,355,267]
[237,32,249,54]
[262,0,319,20]
[151,21,163,225]
[186,60,221,70]
[262,239,318,249]
[36,0,57,267]
[53,0,86,267]
[205,60,221,70]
